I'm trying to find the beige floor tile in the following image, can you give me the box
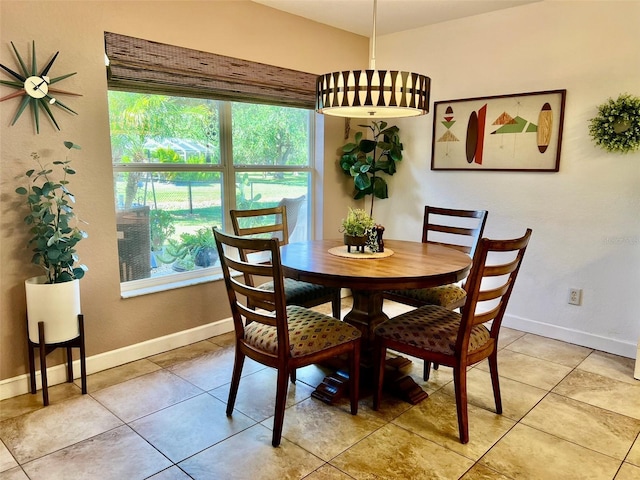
[207,331,236,348]
[0,440,18,472]
[179,424,324,480]
[497,327,526,350]
[148,340,222,368]
[0,396,122,464]
[76,358,161,392]
[331,423,473,480]
[506,333,592,367]
[210,368,315,422]
[553,369,640,420]
[303,464,354,480]
[168,346,264,391]
[441,368,548,421]
[387,351,456,393]
[0,467,29,480]
[459,463,512,480]
[476,348,572,390]
[21,425,171,480]
[616,463,640,480]
[391,390,516,460]
[480,423,622,480]
[578,351,639,385]
[626,435,640,466]
[274,396,386,461]
[130,393,255,462]
[91,369,202,422]
[521,393,640,459]
[147,466,193,480]
[0,383,82,422]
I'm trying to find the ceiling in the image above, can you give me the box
[254,0,541,37]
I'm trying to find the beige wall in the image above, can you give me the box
[0,1,367,383]
[373,1,640,357]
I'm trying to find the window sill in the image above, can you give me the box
[120,270,224,298]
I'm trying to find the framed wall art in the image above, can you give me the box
[431,89,566,172]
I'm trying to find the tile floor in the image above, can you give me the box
[1,299,639,480]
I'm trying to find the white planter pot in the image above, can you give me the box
[25,276,81,344]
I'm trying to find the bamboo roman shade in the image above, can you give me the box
[104,32,317,109]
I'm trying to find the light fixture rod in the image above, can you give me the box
[370,0,377,70]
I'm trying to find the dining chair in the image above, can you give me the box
[213,229,361,447]
[230,205,342,319]
[374,229,532,444]
[384,206,488,379]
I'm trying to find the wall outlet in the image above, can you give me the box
[568,288,582,306]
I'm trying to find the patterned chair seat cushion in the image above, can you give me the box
[374,305,490,356]
[258,278,338,305]
[244,305,361,357]
[386,284,466,310]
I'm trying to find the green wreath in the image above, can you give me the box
[589,93,640,153]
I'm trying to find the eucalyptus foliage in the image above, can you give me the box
[589,93,640,153]
[16,141,88,284]
[339,121,403,216]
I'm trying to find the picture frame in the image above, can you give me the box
[431,89,566,172]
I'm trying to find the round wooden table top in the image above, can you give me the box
[280,239,472,291]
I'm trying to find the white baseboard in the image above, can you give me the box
[503,314,638,359]
[0,317,234,401]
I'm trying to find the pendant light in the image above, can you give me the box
[315,0,431,118]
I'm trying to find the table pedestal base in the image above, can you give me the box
[310,354,429,406]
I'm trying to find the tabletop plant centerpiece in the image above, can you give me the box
[16,141,88,344]
[339,121,403,217]
[339,207,379,253]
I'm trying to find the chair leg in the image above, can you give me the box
[226,348,245,416]
[349,340,360,415]
[290,369,296,383]
[423,361,431,381]
[373,342,386,411]
[453,364,469,444]
[272,368,290,447]
[488,350,502,414]
[331,291,341,319]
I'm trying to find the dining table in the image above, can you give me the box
[280,238,472,404]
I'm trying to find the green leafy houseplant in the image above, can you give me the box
[339,207,380,253]
[339,121,403,216]
[16,141,88,284]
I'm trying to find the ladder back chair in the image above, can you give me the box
[374,228,531,444]
[384,206,488,379]
[214,229,361,447]
[230,206,342,319]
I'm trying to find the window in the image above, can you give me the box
[109,91,315,293]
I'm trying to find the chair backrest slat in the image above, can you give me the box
[423,206,488,258]
[231,206,289,245]
[214,229,290,356]
[458,229,532,345]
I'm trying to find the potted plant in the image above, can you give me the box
[339,207,379,253]
[158,227,218,271]
[16,141,88,344]
[339,121,403,217]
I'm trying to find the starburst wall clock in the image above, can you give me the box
[0,41,81,134]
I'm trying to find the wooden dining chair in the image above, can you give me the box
[213,229,361,447]
[384,206,488,379]
[374,229,532,444]
[230,205,342,319]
